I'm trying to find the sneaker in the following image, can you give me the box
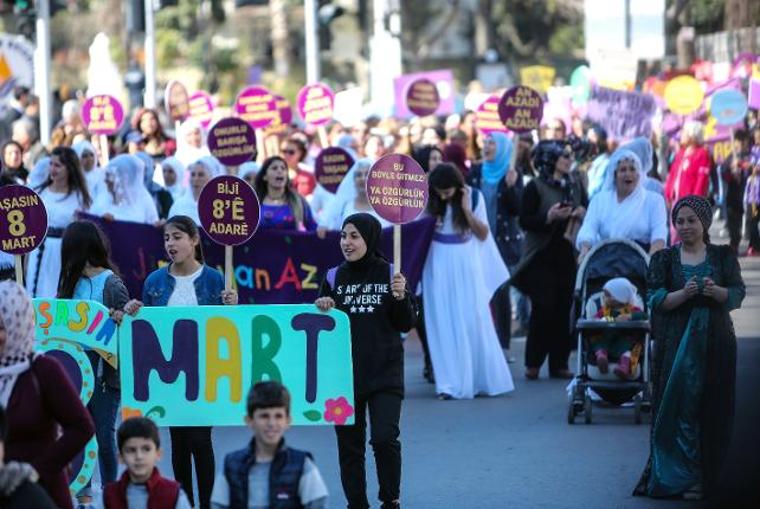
[595,351,609,374]
[614,355,631,379]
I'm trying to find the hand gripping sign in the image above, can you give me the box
[0,185,47,284]
[198,175,261,290]
[366,154,429,275]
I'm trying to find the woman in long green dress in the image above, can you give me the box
[634,195,745,500]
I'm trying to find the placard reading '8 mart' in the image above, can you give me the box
[119,305,355,426]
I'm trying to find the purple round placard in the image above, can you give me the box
[265,95,294,134]
[188,90,215,128]
[366,154,428,224]
[198,175,260,246]
[81,95,124,136]
[0,185,48,255]
[207,118,257,167]
[406,78,440,117]
[235,86,278,129]
[475,95,509,135]
[297,83,335,126]
[497,86,544,133]
[315,147,355,194]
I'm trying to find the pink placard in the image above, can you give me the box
[235,86,278,129]
[366,154,428,224]
[81,95,124,136]
[297,83,335,126]
[188,91,215,129]
[475,95,509,135]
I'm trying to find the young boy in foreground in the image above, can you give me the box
[211,381,328,509]
[102,417,192,508]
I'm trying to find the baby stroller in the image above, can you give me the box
[567,239,652,425]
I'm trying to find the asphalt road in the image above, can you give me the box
[143,255,760,508]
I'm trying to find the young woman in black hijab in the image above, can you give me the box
[316,213,416,509]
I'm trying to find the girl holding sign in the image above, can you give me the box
[315,213,416,509]
[124,215,238,509]
[422,163,514,400]
[27,147,92,298]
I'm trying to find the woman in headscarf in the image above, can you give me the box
[27,156,50,189]
[466,131,521,354]
[161,156,187,201]
[510,140,587,380]
[576,147,668,258]
[634,195,744,501]
[315,213,416,509]
[90,154,160,224]
[421,163,514,399]
[72,139,106,201]
[442,142,468,177]
[174,118,210,168]
[0,281,94,509]
[238,161,259,188]
[135,151,174,219]
[167,155,224,225]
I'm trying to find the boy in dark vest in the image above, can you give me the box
[210,381,328,509]
[103,417,192,508]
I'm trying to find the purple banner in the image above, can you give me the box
[393,70,455,118]
[79,214,435,304]
[586,86,656,140]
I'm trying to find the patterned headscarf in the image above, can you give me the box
[0,281,36,406]
[532,140,569,181]
[671,195,712,237]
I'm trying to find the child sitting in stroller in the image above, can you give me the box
[591,277,647,379]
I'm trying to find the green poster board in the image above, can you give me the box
[119,304,354,426]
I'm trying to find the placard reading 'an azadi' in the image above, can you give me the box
[235,86,278,129]
[188,90,215,128]
[82,94,124,135]
[198,175,260,246]
[498,85,544,133]
[366,154,428,224]
[119,305,355,426]
[315,147,355,194]
[405,78,440,117]
[0,185,47,255]
[475,95,509,135]
[207,117,257,166]
[297,83,335,126]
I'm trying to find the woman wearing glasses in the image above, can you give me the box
[509,140,587,380]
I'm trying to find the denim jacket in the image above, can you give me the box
[142,264,224,306]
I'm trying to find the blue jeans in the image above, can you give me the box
[77,381,120,498]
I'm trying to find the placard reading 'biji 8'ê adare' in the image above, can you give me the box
[119,305,355,426]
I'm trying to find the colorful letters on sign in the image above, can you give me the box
[119,305,354,426]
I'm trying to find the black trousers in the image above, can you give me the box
[335,391,402,509]
[727,207,743,252]
[490,282,512,349]
[414,298,433,372]
[524,257,575,374]
[170,426,215,509]
[749,210,760,250]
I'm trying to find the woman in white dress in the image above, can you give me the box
[577,144,668,259]
[26,146,92,297]
[167,155,224,225]
[422,163,514,399]
[90,154,160,225]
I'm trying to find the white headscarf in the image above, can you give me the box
[334,134,359,160]
[161,156,186,200]
[603,277,640,307]
[167,155,224,225]
[175,119,210,167]
[28,157,50,189]
[72,140,99,167]
[0,281,36,406]
[107,154,150,206]
[238,161,259,181]
[318,158,373,229]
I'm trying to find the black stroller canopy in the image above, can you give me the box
[579,240,649,289]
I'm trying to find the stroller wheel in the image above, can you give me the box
[634,394,643,425]
[567,400,576,424]
[584,394,592,424]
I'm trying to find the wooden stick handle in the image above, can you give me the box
[393,224,401,276]
[224,245,233,292]
[14,255,23,286]
[100,134,110,166]
[509,134,519,172]
[317,125,330,148]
